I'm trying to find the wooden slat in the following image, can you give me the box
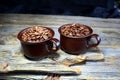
[0,14,120,28]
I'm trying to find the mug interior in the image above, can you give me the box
[58,23,93,38]
[17,26,54,44]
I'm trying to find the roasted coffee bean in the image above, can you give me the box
[21,26,52,42]
[61,24,90,37]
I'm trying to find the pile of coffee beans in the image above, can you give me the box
[61,24,90,37]
[21,26,52,43]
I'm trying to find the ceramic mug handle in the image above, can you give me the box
[87,34,101,48]
[47,38,60,53]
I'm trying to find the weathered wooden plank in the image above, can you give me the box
[0,25,119,37]
[74,66,120,73]
[0,14,120,23]
[0,14,120,28]
[2,72,120,80]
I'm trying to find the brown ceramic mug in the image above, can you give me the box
[17,26,60,60]
[58,23,101,55]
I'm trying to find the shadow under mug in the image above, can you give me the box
[58,23,101,55]
[17,26,60,60]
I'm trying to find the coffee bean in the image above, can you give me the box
[61,24,91,37]
[21,26,52,42]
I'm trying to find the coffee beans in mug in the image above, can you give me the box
[61,24,90,37]
[58,23,101,55]
[21,26,52,43]
[18,26,60,60]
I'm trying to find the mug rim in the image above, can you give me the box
[58,23,93,38]
[17,26,55,44]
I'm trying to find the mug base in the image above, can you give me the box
[24,55,46,61]
[61,48,86,55]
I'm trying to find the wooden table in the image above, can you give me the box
[0,14,120,80]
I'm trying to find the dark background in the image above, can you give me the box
[0,0,120,18]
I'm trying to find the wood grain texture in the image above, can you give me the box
[0,14,120,80]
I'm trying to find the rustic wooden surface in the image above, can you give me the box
[0,14,120,80]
